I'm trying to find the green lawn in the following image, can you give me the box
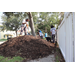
[0,55,25,62]
[0,39,7,42]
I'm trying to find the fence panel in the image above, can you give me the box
[68,14,73,62]
[65,13,73,62]
[57,12,74,62]
[57,18,66,60]
[73,12,75,62]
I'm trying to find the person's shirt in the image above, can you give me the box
[39,30,43,36]
[45,33,47,37]
[26,22,29,25]
[21,24,26,27]
[50,27,56,34]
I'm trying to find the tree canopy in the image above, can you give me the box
[1,12,63,36]
[36,12,60,35]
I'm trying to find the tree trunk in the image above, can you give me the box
[28,12,36,36]
[16,30,17,37]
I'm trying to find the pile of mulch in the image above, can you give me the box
[0,35,55,61]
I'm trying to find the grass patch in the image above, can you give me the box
[8,56,24,62]
[0,56,4,61]
[55,56,59,62]
[43,38,46,40]
[54,48,65,62]
[1,57,8,62]
[0,39,7,42]
[0,55,25,62]
[55,48,60,62]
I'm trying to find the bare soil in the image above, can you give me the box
[0,35,56,61]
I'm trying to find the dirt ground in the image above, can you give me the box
[0,35,65,62]
[0,35,55,60]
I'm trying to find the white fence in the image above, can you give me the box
[57,12,75,62]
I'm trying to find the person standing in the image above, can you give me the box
[20,19,27,35]
[38,30,43,39]
[45,31,47,38]
[25,19,31,35]
[45,27,47,38]
[50,25,56,44]
[20,18,30,35]
[26,23,31,35]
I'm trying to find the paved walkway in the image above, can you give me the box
[28,54,55,62]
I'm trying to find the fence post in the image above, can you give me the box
[72,12,75,62]
[69,13,73,62]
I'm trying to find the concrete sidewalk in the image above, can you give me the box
[0,41,5,44]
[28,54,55,62]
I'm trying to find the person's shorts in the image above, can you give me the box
[40,36,43,39]
[21,27,26,32]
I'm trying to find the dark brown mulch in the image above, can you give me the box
[0,35,56,61]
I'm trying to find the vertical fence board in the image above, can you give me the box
[73,12,75,62]
[65,15,70,62]
[57,12,74,62]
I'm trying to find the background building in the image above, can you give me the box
[0,24,16,39]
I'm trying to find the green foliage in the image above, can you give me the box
[2,12,28,32]
[2,12,61,36]
[37,12,60,35]
[32,12,38,25]
[0,55,25,62]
